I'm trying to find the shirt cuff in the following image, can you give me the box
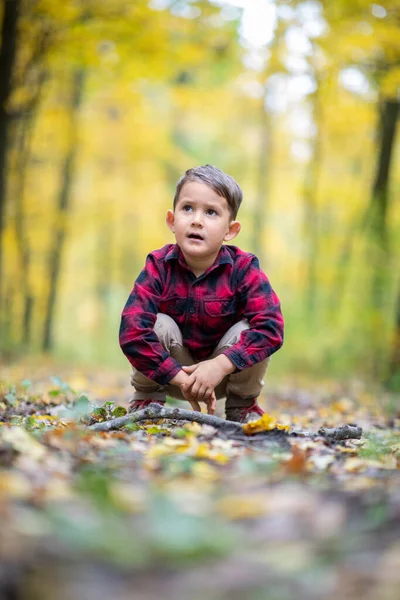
[151,356,182,385]
[222,347,248,371]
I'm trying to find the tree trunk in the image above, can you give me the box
[303,88,322,317]
[13,94,43,345]
[42,69,85,352]
[0,0,20,303]
[388,285,400,383]
[369,99,399,307]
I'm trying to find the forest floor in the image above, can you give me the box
[0,362,399,600]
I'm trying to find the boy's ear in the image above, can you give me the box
[224,220,241,241]
[166,210,175,233]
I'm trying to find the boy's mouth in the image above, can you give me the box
[187,233,204,241]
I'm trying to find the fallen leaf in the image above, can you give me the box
[1,427,46,461]
[217,493,268,520]
[0,472,32,500]
[243,413,290,435]
[284,445,308,475]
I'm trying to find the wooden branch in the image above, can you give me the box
[88,404,363,441]
[89,404,242,433]
[291,424,362,441]
[317,424,363,440]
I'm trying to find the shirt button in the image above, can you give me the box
[189,307,195,314]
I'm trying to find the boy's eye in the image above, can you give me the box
[206,208,217,216]
[182,204,193,212]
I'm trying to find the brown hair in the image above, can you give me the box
[173,164,243,220]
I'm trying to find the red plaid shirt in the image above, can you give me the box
[119,244,284,385]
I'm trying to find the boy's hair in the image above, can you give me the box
[173,164,243,220]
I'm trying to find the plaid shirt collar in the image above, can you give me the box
[165,243,233,273]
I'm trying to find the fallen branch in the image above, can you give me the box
[291,424,363,441]
[88,404,363,440]
[89,404,242,433]
[317,424,363,441]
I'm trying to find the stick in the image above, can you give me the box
[89,404,242,432]
[317,424,363,440]
[291,424,363,441]
[88,404,363,440]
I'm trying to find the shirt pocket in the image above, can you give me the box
[203,299,236,317]
[159,296,187,316]
[203,299,237,335]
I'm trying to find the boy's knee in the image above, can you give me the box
[218,319,249,349]
[154,313,183,348]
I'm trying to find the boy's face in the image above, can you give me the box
[166,181,241,269]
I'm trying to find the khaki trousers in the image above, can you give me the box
[130,314,270,406]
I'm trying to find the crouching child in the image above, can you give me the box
[119,164,284,423]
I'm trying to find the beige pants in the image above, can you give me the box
[131,313,270,406]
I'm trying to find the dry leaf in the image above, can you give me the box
[284,445,308,475]
[243,413,290,435]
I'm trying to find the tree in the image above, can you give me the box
[42,68,85,351]
[0,0,21,299]
[368,98,399,307]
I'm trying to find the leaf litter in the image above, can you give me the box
[0,366,399,600]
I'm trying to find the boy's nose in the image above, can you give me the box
[191,212,204,227]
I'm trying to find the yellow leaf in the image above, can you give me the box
[217,494,268,520]
[191,461,219,481]
[193,441,230,464]
[194,443,212,460]
[0,472,31,499]
[183,422,203,435]
[243,413,290,435]
[343,458,367,473]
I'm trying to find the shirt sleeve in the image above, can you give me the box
[222,255,284,370]
[119,253,182,385]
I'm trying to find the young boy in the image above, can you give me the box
[119,165,284,423]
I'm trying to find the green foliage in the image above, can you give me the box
[358,431,400,461]
[112,405,127,417]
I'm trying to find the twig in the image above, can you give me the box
[291,424,363,441]
[89,404,242,433]
[317,424,363,440]
[88,404,363,441]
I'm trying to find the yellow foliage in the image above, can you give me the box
[217,494,268,520]
[243,414,290,436]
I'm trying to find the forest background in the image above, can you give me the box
[0,0,399,389]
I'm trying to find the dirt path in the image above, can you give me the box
[0,366,399,600]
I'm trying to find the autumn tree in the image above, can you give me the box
[0,0,21,301]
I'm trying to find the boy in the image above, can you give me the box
[119,165,284,423]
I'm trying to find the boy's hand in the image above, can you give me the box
[169,370,216,414]
[187,390,217,415]
[181,355,235,409]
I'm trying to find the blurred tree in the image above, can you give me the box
[42,68,85,352]
[389,286,400,384]
[1,0,398,381]
[368,98,399,306]
[302,70,323,319]
[11,5,51,345]
[1,0,244,357]
[297,0,400,374]
[0,0,21,301]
